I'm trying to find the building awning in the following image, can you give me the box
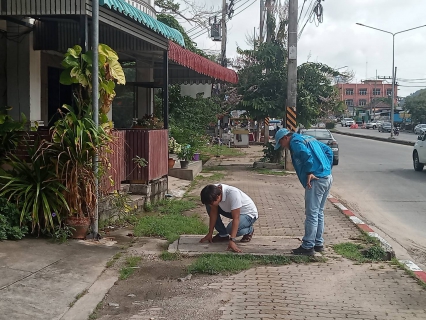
[168,41,238,84]
[100,0,185,47]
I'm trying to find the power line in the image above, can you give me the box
[190,0,257,40]
[186,0,248,36]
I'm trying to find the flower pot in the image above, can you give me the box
[180,160,189,169]
[168,157,176,169]
[65,216,91,239]
[192,153,200,161]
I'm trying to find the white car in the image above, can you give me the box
[365,121,378,129]
[341,118,354,127]
[414,124,426,135]
[413,131,426,171]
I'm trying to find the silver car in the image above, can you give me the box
[300,129,339,165]
[414,124,426,135]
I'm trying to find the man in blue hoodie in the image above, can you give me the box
[274,128,333,256]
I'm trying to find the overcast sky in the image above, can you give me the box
[177,0,426,97]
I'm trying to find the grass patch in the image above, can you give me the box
[251,168,288,176]
[187,254,322,275]
[390,259,426,290]
[106,252,122,268]
[119,256,142,280]
[154,199,197,215]
[88,302,103,320]
[333,242,386,263]
[134,213,208,243]
[69,289,88,308]
[200,145,244,158]
[160,251,182,261]
[202,166,229,172]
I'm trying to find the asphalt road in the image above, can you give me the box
[337,125,419,143]
[331,134,426,268]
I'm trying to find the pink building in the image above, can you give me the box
[335,80,398,109]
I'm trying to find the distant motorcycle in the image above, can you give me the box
[393,127,400,136]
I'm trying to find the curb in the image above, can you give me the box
[328,195,426,285]
[327,195,394,258]
[332,130,415,146]
[399,260,426,283]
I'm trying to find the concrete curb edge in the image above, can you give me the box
[327,195,426,285]
[327,195,394,255]
[332,130,415,146]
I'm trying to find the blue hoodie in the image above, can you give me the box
[289,133,333,188]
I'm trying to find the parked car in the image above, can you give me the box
[379,122,392,133]
[376,121,383,129]
[365,121,378,129]
[414,124,426,135]
[413,131,426,171]
[341,118,354,127]
[300,129,339,165]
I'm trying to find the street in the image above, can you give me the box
[331,134,426,268]
[337,125,419,143]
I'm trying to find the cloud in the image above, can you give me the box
[182,0,426,96]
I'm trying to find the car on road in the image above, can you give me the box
[341,118,354,127]
[414,124,426,135]
[413,131,426,171]
[378,122,392,133]
[300,128,339,165]
[365,121,378,129]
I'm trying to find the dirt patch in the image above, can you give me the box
[96,258,230,320]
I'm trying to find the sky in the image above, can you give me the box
[176,0,426,98]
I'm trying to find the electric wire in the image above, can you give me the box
[190,0,257,40]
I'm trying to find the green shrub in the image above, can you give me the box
[0,196,30,240]
[325,122,336,129]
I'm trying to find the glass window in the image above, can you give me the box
[359,99,366,106]
[386,89,392,96]
[303,130,333,139]
[345,99,353,106]
[345,88,354,95]
[373,88,381,96]
[359,89,367,95]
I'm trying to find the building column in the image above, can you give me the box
[29,32,42,125]
[0,20,7,108]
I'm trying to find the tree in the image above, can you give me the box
[297,62,344,127]
[404,89,426,124]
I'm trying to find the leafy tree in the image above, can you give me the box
[297,62,343,127]
[404,89,426,124]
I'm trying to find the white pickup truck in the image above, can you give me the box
[413,131,426,171]
[341,118,354,127]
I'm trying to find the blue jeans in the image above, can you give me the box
[302,175,333,249]
[205,205,256,237]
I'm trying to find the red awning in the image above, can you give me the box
[168,40,238,84]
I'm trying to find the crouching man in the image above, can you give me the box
[200,184,258,253]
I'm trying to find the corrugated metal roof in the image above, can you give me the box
[100,0,185,47]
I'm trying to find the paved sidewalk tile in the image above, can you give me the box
[208,260,426,320]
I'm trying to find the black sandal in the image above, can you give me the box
[240,230,254,243]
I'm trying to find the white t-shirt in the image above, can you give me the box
[216,184,258,219]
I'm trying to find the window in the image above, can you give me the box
[345,88,354,95]
[386,88,392,96]
[345,99,353,106]
[359,99,367,106]
[359,89,367,95]
[373,88,381,96]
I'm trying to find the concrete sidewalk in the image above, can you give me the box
[185,146,426,320]
[0,236,121,320]
[334,127,416,146]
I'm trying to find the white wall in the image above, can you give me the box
[180,84,212,99]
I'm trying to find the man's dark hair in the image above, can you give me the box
[200,184,222,205]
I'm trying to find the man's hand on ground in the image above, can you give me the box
[200,234,213,243]
[227,240,242,253]
[307,173,319,189]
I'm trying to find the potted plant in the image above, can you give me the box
[54,44,125,238]
[177,144,194,169]
[132,114,163,129]
[168,137,181,168]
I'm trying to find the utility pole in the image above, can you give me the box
[285,0,298,132]
[263,0,272,145]
[221,0,227,67]
[259,0,265,43]
[284,0,298,169]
